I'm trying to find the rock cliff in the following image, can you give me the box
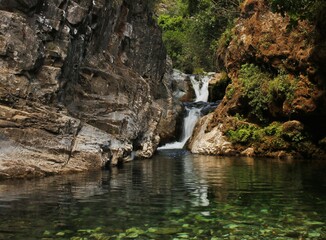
[189,0,326,159]
[0,0,178,178]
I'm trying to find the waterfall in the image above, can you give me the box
[158,107,201,150]
[190,75,210,102]
[158,74,211,150]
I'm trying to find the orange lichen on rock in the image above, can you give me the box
[193,0,326,158]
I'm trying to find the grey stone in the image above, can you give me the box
[0,0,179,179]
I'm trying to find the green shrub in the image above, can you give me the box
[238,64,298,122]
[282,130,306,143]
[263,122,283,136]
[268,70,297,104]
[226,121,285,147]
[157,0,241,72]
[158,15,185,31]
[238,64,270,122]
[268,0,326,28]
[193,67,205,75]
[158,14,187,70]
[225,84,236,100]
[217,24,234,49]
[226,123,260,144]
[225,118,311,151]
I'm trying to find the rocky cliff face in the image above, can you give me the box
[0,0,178,178]
[190,0,326,159]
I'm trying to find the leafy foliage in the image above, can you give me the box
[226,120,288,149]
[225,84,236,100]
[268,0,326,28]
[217,24,234,49]
[269,0,311,16]
[226,123,260,144]
[157,0,241,72]
[263,122,283,137]
[238,64,270,122]
[156,0,325,72]
[158,15,186,69]
[268,69,297,106]
[238,64,298,122]
[226,121,284,145]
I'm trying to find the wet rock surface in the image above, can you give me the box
[183,101,221,115]
[0,0,179,178]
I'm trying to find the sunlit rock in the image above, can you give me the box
[188,113,233,155]
[0,0,178,178]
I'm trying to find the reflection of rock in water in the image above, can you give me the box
[190,156,256,202]
[0,151,326,240]
[190,155,231,203]
[0,171,109,203]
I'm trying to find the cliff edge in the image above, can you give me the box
[0,0,178,178]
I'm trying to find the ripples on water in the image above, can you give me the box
[0,150,325,239]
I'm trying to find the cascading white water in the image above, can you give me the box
[158,74,211,150]
[190,75,210,102]
[158,107,201,150]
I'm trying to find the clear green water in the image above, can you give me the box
[0,150,325,240]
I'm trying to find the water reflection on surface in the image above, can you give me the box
[0,150,325,239]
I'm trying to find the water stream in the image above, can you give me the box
[158,107,202,149]
[190,75,210,102]
[158,74,211,150]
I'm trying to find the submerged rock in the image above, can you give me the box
[0,0,179,178]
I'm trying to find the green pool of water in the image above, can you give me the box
[0,150,325,239]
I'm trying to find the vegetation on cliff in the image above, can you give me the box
[213,0,326,158]
[269,0,326,24]
[156,0,326,74]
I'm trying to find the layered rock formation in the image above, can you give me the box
[190,0,326,159]
[0,0,179,178]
